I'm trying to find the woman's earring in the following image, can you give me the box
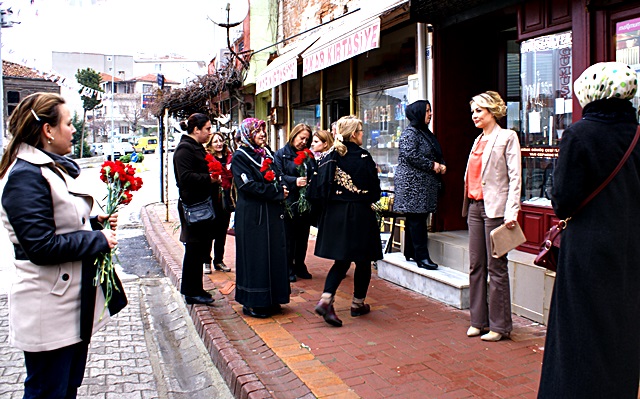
[47,136,54,144]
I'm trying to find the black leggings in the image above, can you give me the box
[322,260,372,299]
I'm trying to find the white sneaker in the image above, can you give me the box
[203,263,212,274]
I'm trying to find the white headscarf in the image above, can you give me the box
[574,62,638,108]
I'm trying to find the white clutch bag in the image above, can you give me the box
[490,221,526,258]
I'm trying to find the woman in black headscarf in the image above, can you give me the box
[393,100,446,270]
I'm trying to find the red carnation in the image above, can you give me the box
[264,170,275,182]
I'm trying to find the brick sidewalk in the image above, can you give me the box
[142,203,547,399]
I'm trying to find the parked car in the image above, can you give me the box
[103,142,135,160]
[134,136,158,154]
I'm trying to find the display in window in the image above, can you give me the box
[519,31,573,205]
[616,17,640,113]
[358,86,409,191]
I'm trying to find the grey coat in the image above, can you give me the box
[393,126,444,214]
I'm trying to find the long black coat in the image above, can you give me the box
[538,99,640,399]
[393,125,444,214]
[173,134,215,243]
[315,142,383,262]
[231,146,290,308]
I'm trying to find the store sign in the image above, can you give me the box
[521,147,559,159]
[256,57,298,94]
[303,18,381,76]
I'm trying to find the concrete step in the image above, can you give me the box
[376,252,470,309]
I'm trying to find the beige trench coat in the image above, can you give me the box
[0,144,111,352]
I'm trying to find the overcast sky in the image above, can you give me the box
[1,0,235,73]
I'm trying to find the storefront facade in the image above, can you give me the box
[256,0,640,252]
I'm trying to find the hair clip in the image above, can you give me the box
[30,109,41,122]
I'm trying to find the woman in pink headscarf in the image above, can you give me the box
[231,118,290,318]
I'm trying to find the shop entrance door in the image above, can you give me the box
[432,14,517,232]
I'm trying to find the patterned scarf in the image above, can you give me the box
[238,118,267,158]
[574,62,638,108]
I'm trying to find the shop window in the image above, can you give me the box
[357,25,415,93]
[292,104,320,131]
[517,31,572,205]
[357,85,409,191]
[615,16,640,112]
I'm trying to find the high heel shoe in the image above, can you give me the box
[315,298,343,327]
[467,326,488,337]
[416,259,438,270]
[481,331,504,342]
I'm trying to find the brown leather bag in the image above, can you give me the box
[534,126,640,271]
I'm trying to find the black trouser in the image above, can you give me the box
[23,341,90,399]
[285,212,312,276]
[323,260,372,299]
[403,213,431,261]
[205,211,232,265]
[181,242,209,296]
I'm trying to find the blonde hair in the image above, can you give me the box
[470,91,507,120]
[205,132,230,157]
[0,92,66,179]
[313,129,334,151]
[333,115,362,156]
[288,123,312,146]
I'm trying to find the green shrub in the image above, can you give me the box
[119,153,144,163]
[73,140,92,158]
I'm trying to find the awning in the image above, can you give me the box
[256,35,320,94]
[301,0,408,77]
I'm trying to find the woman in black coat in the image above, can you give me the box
[232,118,290,318]
[393,100,446,270]
[314,115,382,327]
[274,123,317,281]
[538,62,640,399]
[173,113,215,305]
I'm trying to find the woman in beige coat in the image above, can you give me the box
[462,91,521,342]
[0,93,125,398]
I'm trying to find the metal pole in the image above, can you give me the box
[110,55,115,160]
[416,23,428,101]
[158,110,164,205]
[164,108,169,222]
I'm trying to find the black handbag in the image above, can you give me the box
[181,197,215,225]
[534,126,640,271]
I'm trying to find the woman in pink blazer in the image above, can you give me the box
[462,91,521,342]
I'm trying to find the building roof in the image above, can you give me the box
[2,60,48,79]
[100,72,123,82]
[129,73,180,85]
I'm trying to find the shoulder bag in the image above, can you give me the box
[181,197,215,225]
[534,126,640,271]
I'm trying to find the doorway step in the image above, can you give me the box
[376,230,555,324]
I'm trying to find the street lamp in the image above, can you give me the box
[209,0,250,69]
[0,6,17,157]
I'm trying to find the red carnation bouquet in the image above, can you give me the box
[97,160,143,317]
[293,148,314,213]
[205,153,224,180]
[260,157,292,217]
[260,158,276,182]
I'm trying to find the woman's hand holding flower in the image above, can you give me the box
[296,176,307,187]
[101,229,118,249]
[98,213,118,230]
